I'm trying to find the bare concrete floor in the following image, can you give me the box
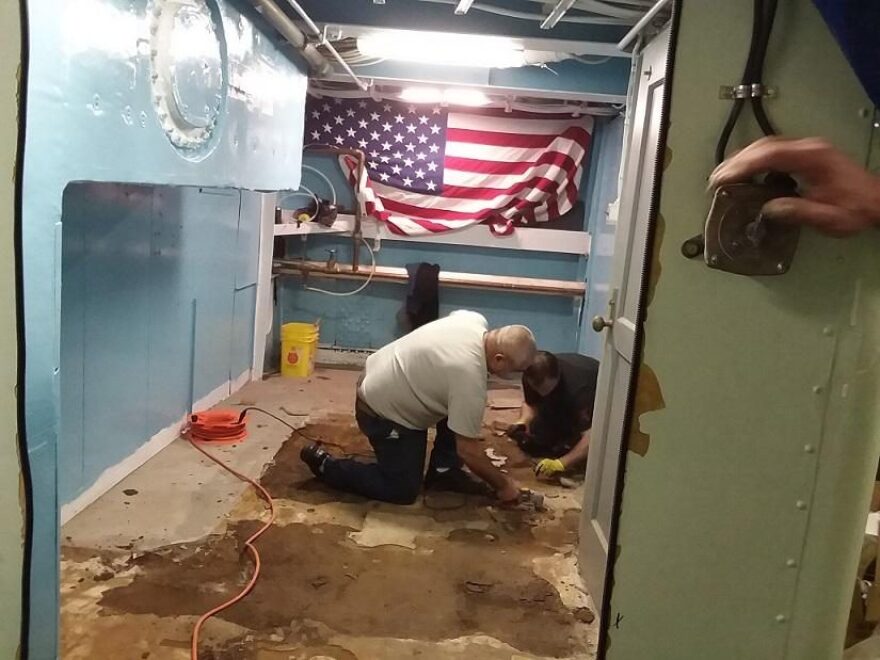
[61,369,597,659]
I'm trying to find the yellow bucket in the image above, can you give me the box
[281,322,319,378]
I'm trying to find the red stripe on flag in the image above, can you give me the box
[445,148,584,175]
[446,126,591,148]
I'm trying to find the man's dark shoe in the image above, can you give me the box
[300,444,332,477]
[424,467,493,497]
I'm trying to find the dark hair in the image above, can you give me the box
[525,351,559,390]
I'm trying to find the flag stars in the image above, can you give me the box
[311,110,320,119]
[370,112,381,122]
[379,172,390,182]
[358,100,367,109]
[322,103,331,112]
[418,115,429,125]
[357,138,368,149]
[430,124,441,134]
[403,176,413,187]
[346,128,356,138]
[392,164,402,175]
[427,161,438,171]
[416,152,427,161]
[429,144,440,154]
[381,141,392,151]
[358,119,368,129]
[380,155,390,163]
[346,108,356,117]
[405,143,416,152]
[310,130,321,141]
[392,150,403,160]
[394,114,405,123]
[432,107,442,115]
[333,98,343,105]
[426,180,437,191]
[368,160,378,169]
[334,135,344,145]
[415,169,426,179]
[370,131,380,141]
[334,115,344,125]
[382,122,392,132]
[383,103,392,112]
[323,123,332,133]
[393,133,405,143]
[407,105,417,113]
[417,134,429,144]
[406,123,417,134]
[403,157,414,168]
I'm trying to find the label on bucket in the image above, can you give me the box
[287,349,299,366]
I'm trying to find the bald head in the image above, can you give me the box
[484,325,537,377]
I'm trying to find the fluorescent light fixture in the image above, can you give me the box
[357,31,526,68]
[540,0,578,30]
[454,0,475,15]
[443,88,491,106]
[399,87,443,104]
[399,86,492,107]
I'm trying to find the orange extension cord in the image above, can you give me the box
[186,411,278,660]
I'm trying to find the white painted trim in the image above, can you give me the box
[60,369,252,525]
[252,192,278,379]
[276,214,591,256]
[316,346,374,369]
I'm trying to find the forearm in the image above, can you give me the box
[515,402,537,427]
[560,431,591,470]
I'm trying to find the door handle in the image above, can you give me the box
[592,316,613,332]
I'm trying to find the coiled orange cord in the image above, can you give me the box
[186,417,277,660]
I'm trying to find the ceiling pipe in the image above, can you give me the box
[281,0,370,91]
[247,0,333,76]
[541,0,580,29]
[616,0,671,50]
[416,0,633,25]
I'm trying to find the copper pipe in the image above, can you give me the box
[304,146,364,272]
[273,259,586,298]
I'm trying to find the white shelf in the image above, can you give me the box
[273,221,349,237]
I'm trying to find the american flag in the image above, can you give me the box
[304,95,593,236]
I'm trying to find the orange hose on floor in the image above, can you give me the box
[186,435,276,660]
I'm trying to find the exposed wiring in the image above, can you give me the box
[304,238,377,297]
[573,55,613,65]
[278,187,319,222]
[302,164,338,205]
[714,0,779,164]
[414,0,634,25]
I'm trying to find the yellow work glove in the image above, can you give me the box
[535,458,565,478]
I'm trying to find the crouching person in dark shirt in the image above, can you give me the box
[508,351,599,479]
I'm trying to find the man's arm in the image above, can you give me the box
[513,401,537,429]
[455,434,520,502]
[535,430,591,477]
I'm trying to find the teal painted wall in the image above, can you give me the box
[22,0,308,656]
[60,184,258,505]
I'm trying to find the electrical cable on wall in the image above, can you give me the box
[304,237,377,297]
[714,0,779,164]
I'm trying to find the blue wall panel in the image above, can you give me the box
[60,184,258,504]
[24,0,308,652]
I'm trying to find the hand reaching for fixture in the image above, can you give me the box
[709,137,880,237]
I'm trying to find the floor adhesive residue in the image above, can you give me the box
[61,373,597,659]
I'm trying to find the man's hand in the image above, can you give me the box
[709,137,880,237]
[535,458,565,478]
